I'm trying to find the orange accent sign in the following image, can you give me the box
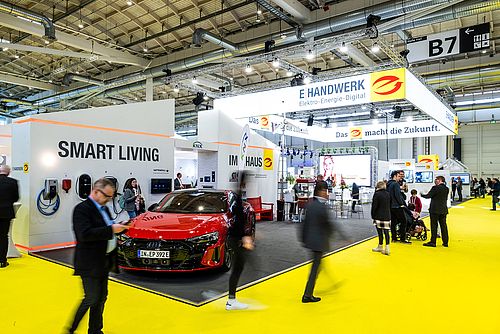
[370,68,406,102]
[350,127,363,139]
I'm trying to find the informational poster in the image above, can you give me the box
[319,155,371,187]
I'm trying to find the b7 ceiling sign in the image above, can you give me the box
[407,23,490,63]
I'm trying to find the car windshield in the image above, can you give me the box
[156,191,227,214]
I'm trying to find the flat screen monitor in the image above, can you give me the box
[388,170,414,183]
[151,178,172,194]
[450,173,470,185]
[319,155,371,187]
[415,171,433,183]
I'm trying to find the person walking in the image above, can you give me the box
[387,170,410,243]
[301,182,332,303]
[0,165,19,268]
[226,171,255,310]
[479,178,486,198]
[371,181,391,255]
[68,178,129,334]
[490,178,500,211]
[421,176,450,247]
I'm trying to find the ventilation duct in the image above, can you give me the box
[62,73,104,87]
[192,28,238,52]
[0,1,56,41]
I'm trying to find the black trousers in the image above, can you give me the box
[430,213,449,245]
[69,276,108,334]
[0,218,11,263]
[304,251,322,297]
[390,208,407,241]
[228,237,246,299]
[457,188,463,201]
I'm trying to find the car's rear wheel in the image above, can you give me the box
[221,241,233,272]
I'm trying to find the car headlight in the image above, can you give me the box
[117,233,131,245]
[187,231,219,244]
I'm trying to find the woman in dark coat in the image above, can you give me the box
[371,181,391,255]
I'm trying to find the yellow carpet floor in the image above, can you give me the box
[1,197,499,334]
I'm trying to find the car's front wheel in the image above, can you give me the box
[221,241,233,272]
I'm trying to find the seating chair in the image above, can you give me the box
[246,196,274,221]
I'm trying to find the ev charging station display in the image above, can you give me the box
[11,100,175,249]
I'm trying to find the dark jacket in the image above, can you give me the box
[421,183,449,215]
[174,178,183,190]
[492,182,500,196]
[351,183,359,200]
[0,174,19,220]
[122,188,137,211]
[72,198,114,278]
[371,189,391,221]
[228,192,252,240]
[302,197,332,252]
[387,179,405,209]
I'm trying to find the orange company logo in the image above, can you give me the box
[260,116,270,129]
[419,158,433,163]
[405,161,411,167]
[263,149,274,170]
[372,75,403,96]
[264,157,273,168]
[350,127,363,139]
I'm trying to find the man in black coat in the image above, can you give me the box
[68,178,129,334]
[174,172,184,190]
[387,170,411,244]
[0,165,19,268]
[301,182,332,303]
[421,175,450,247]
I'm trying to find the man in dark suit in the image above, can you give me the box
[68,178,129,334]
[421,175,450,247]
[0,165,19,268]
[387,170,411,243]
[174,172,184,190]
[301,182,332,303]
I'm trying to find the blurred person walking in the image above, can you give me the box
[226,171,255,310]
[479,178,486,198]
[456,177,463,202]
[371,181,391,255]
[68,178,129,334]
[421,176,449,248]
[387,171,410,243]
[301,182,332,303]
[0,165,19,268]
[351,182,359,212]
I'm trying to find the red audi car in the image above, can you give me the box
[117,189,255,272]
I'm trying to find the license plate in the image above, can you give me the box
[138,250,170,259]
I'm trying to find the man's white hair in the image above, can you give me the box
[0,165,11,175]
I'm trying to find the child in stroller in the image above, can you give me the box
[406,203,428,241]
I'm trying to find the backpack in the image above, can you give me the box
[118,195,126,209]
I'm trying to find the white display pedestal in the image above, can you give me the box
[7,203,21,258]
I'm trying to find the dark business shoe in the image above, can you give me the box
[442,244,448,247]
[302,295,321,303]
[399,240,411,244]
[490,209,496,211]
[0,261,9,268]
[423,242,436,247]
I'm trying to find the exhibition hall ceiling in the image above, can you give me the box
[0,0,499,129]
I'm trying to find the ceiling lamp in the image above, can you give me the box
[203,94,209,101]
[303,76,311,85]
[192,76,198,84]
[272,58,280,68]
[127,1,133,5]
[78,22,84,29]
[371,42,380,53]
[340,42,348,53]
[143,46,148,52]
[286,70,293,77]
[306,49,314,60]
[245,64,252,73]
[173,85,180,93]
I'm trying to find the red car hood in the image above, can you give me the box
[126,211,225,239]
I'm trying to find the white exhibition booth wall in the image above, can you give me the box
[11,100,176,250]
[9,100,278,251]
[0,124,11,165]
[198,109,279,207]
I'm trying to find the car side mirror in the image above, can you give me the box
[147,203,158,212]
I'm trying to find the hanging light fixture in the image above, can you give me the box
[192,76,198,84]
[245,63,252,73]
[78,9,84,29]
[126,1,133,5]
[173,85,180,93]
[286,70,293,77]
[371,42,380,53]
[303,76,311,85]
[340,42,348,53]
[306,49,314,60]
[272,58,280,68]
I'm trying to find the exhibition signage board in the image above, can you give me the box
[239,117,453,143]
[418,154,440,170]
[407,23,491,63]
[216,68,456,134]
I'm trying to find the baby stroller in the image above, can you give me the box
[405,204,428,241]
